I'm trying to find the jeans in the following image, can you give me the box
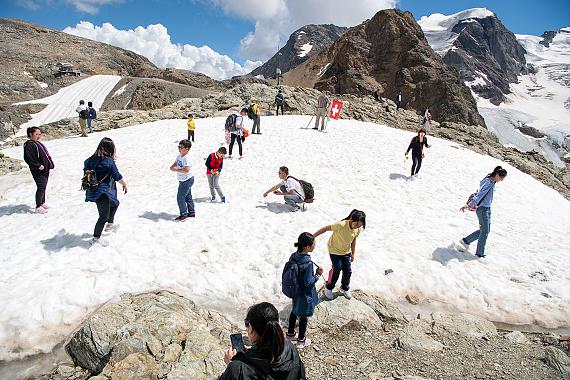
[31,171,49,208]
[326,254,352,291]
[176,177,195,216]
[94,195,118,238]
[411,151,422,175]
[280,185,303,209]
[252,115,261,134]
[463,206,491,257]
[288,312,308,341]
[207,173,224,198]
[87,118,93,133]
[229,133,242,156]
[188,130,194,142]
[276,104,284,115]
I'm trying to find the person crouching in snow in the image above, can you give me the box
[170,139,195,221]
[313,209,366,300]
[286,232,323,349]
[263,166,305,212]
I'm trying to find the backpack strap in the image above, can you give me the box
[232,353,275,380]
[286,175,305,201]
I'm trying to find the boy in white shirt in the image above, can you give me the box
[263,166,305,212]
[170,139,195,221]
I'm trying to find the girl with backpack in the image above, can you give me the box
[313,209,366,301]
[84,137,127,246]
[458,166,507,258]
[405,129,430,177]
[218,302,306,380]
[23,127,54,214]
[285,232,323,349]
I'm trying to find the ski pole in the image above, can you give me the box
[304,115,314,129]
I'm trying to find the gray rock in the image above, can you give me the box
[352,290,408,323]
[428,312,498,339]
[504,331,529,344]
[396,320,444,352]
[311,291,383,331]
[544,346,570,374]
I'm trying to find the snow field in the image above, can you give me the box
[0,115,569,361]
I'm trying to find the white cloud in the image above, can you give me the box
[16,0,41,11]
[63,22,262,80]
[209,0,399,60]
[16,0,122,14]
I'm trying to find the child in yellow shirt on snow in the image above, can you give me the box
[187,114,195,142]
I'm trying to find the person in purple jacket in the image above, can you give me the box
[458,166,507,258]
[23,127,54,214]
[84,137,128,246]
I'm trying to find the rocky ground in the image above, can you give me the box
[25,290,570,380]
[2,82,569,201]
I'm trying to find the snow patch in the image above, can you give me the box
[112,84,128,98]
[297,43,313,58]
[37,81,48,89]
[317,63,331,77]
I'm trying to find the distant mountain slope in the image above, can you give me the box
[285,9,485,127]
[249,24,347,78]
[418,8,527,105]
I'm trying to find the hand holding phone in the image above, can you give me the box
[230,333,246,353]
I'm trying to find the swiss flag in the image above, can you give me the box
[329,99,342,120]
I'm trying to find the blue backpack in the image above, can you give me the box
[281,254,303,298]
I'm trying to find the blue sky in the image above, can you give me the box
[2,0,568,79]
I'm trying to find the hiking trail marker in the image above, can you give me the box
[330,99,342,120]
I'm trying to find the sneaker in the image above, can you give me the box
[324,287,334,300]
[211,196,216,202]
[188,212,196,217]
[296,337,311,349]
[285,332,298,341]
[40,204,49,209]
[104,223,120,233]
[35,207,47,214]
[90,237,109,247]
[340,288,352,300]
[221,196,226,203]
[458,239,469,252]
[291,206,301,213]
[475,254,486,258]
[174,215,188,222]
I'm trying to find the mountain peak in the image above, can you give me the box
[418,8,495,32]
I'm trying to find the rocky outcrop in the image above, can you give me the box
[250,24,347,79]
[284,9,485,127]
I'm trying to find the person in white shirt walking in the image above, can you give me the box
[76,100,88,137]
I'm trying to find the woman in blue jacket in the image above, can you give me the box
[459,166,507,258]
[84,137,128,246]
[286,232,323,349]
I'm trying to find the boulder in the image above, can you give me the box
[396,320,444,352]
[504,330,529,344]
[544,346,570,374]
[428,312,498,339]
[352,290,408,323]
[311,291,383,331]
[101,352,159,380]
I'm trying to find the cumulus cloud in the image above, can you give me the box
[209,0,399,61]
[63,22,262,80]
[16,0,122,14]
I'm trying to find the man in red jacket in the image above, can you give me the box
[205,146,227,203]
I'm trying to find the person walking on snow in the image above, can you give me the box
[187,113,195,142]
[263,166,305,212]
[458,166,507,258]
[286,232,323,350]
[275,89,285,116]
[76,100,88,137]
[313,209,366,300]
[87,101,97,134]
[228,108,247,159]
[405,129,430,177]
[314,91,330,131]
[84,137,128,246]
[170,139,195,221]
[205,146,226,203]
[23,127,54,214]
[250,98,262,134]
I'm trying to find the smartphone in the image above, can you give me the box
[230,333,246,353]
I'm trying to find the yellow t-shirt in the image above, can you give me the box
[327,220,361,255]
[187,119,195,131]
[252,104,259,115]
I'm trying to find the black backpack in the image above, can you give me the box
[282,254,303,299]
[79,108,89,119]
[247,105,255,120]
[224,114,238,132]
[80,160,109,191]
[288,176,314,201]
[275,93,284,105]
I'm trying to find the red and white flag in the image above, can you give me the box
[329,99,342,120]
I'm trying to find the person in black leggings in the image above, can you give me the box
[405,129,430,176]
[228,108,247,158]
[23,127,54,214]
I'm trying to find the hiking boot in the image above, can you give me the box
[340,288,353,300]
[90,237,109,247]
[188,211,196,217]
[221,196,226,203]
[104,223,120,233]
[324,287,334,300]
[211,196,216,202]
[35,207,47,214]
[458,239,469,252]
[174,215,188,222]
[285,332,298,341]
[296,337,311,349]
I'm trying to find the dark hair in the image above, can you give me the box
[94,137,116,158]
[294,232,315,252]
[87,101,93,107]
[217,146,227,154]
[343,209,366,229]
[179,139,192,149]
[188,113,193,118]
[26,126,41,138]
[245,302,284,363]
[417,129,426,136]
[241,108,248,113]
[487,166,507,179]
[79,100,84,105]
[279,166,289,175]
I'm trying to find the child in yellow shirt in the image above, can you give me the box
[187,114,195,142]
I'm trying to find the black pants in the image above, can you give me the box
[276,104,284,115]
[94,195,118,238]
[411,151,422,176]
[326,254,352,291]
[229,133,242,156]
[187,130,195,142]
[288,312,308,341]
[31,171,49,208]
